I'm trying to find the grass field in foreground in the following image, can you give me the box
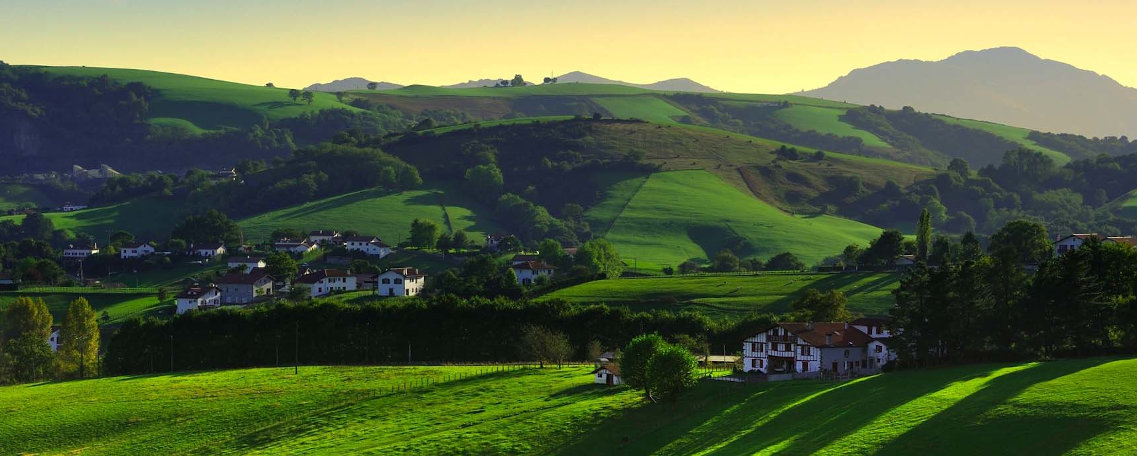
[772,105,890,148]
[0,292,164,324]
[543,272,901,318]
[3,358,1136,454]
[237,185,502,244]
[35,66,357,132]
[594,170,883,272]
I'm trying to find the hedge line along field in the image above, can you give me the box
[596,170,883,273]
[237,185,503,244]
[2,358,1135,455]
[543,272,902,318]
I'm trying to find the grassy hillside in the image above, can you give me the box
[0,196,186,239]
[543,272,900,318]
[936,115,1070,165]
[591,96,688,123]
[3,358,1135,454]
[35,66,358,132]
[0,184,57,210]
[591,170,884,272]
[772,105,889,148]
[1109,188,1137,219]
[0,292,163,324]
[237,185,503,244]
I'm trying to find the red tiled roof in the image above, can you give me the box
[592,363,621,375]
[852,317,889,327]
[216,268,271,285]
[512,261,556,271]
[769,322,874,348]
[1107,236,1137,247]
[294,269,350,284]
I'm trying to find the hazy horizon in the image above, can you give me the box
[3,0,1136,93]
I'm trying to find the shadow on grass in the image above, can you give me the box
[876,357,1115,455]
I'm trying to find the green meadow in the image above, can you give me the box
[0,184,57,210]
[1111,188,1137,219]
[935,114,1071,165]
[0,292,164,324]
[772,105,890,148]
[592,95,689,123]
[0,197,186,239]
[237,186,502,244]
[37,66,357,132]
[2,358,1135,454]
[543,272,901,318]
[591,170,884,272]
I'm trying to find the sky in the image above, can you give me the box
[2,0,1136,93]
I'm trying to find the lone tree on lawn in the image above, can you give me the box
[288,89,300,102]
[621,333,697,402]
[301,91,314,105]
[58,297,99,378]
[519,325,573,368]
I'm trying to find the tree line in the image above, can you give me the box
[0,297,100,384]
[102,296,774,376]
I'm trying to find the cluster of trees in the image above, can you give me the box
[493,75,527,87]
[1,297,99,384]
[676,250,805,274]
[103,295,776,375]
[287,89,315,105]
[891,219,1137,364]
[668,95,869,156]
[620,334,698,402]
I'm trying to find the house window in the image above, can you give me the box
[758,359,763,368]
[801,346,811,356]
[394,278,403,284]
[751,359,757,368]
[875,345,883,353]
[382,278,391,284]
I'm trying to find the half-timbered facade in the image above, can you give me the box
[742,322,892,378]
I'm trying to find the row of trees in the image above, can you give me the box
[103,295,775,375]
[1,297,99,384]
[890,219,1137,364]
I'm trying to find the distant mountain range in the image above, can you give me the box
[307,72,718,93]
[804,47,1137,138]
[305,77,402,92]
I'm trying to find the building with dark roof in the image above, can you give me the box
[741,322,898,379]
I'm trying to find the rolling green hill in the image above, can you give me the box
[1109,188,1137,219]
[2,357,1135,454]
[0,184,57,210]
[543,272,901,318]
[935,114,1071,165]
[589,170,884,272]
[35,66,358,132]
[0,292,164,324]
[0,196,186,239]
[591,96,688,123]
[772,105,889,148]
[237,185,502,244]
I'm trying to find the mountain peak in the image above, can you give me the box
[804,47,1137,138]
[305,77,402,92]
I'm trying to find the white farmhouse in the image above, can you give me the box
[120,242,156,259]
[377,267,426,297]
[228,256,267,272]
[307,230,341,245]
[1055,234,1137,255]
[742,322,895,379]
[63,243,99,259]
[274,240,316,255]
[592,364,622,386]
[293,269,357,297]
[511,261,555,285]
[344,235,391,257]
[193,243,226,258]
[175,286,222,314]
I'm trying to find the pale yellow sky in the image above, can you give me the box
[2,0,1135,93]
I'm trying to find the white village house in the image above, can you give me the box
[742,321,897,379]
[593,364,623,386]
[511,261,555,285]
[1055,233,1137,255]
[216,269,274,304]
[307,230,341,245]
[293,269,357,297]
[193,243,226,258]
[274,240,316,255]
[376,267,426,297]
[120,242,156,259]
[175,286,222,314]
[63,243,99,259]
[228,256,267,272]
[344,235,392,258]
